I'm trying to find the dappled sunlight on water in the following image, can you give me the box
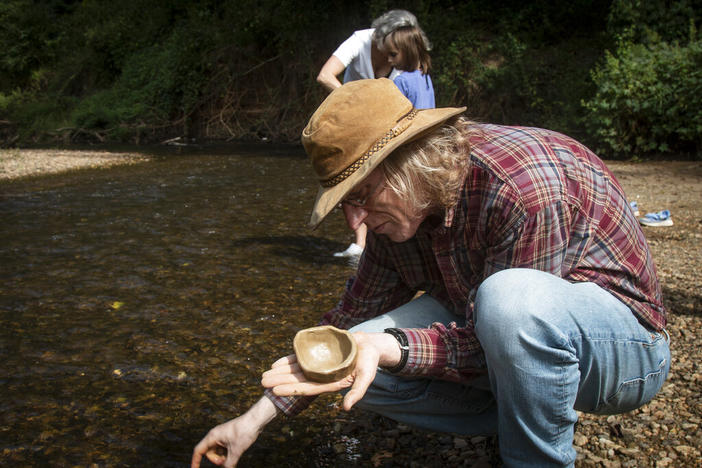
[0,146,358,466]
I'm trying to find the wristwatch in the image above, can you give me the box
[383,328,409,373]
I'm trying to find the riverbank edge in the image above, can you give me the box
[0,148,151,181]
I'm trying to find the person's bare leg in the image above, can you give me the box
[334,224,366,257]
[354,223,367,249]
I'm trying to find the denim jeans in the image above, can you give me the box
[347,268,670,467]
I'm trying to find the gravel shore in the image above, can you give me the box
[2,149,700,467]
[0,148,150,180]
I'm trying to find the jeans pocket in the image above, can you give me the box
[599,352,669,414]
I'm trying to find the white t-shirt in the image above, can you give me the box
[332,28,399,83]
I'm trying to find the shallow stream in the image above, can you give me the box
[0,145,358,466]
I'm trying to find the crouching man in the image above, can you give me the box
[192,79,669,468]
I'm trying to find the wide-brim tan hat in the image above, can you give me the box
[302,78,465,228]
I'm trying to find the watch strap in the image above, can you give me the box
[383,328,409,373]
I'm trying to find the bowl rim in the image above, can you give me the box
[293,325,357,378]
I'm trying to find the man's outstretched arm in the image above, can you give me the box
[191,396,279,468]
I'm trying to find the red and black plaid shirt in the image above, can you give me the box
[267,124,665,416]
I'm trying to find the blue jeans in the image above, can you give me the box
[347,269,670,467]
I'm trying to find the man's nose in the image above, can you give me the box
[342,203,368,231]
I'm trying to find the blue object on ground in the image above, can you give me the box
[639,210,673,227]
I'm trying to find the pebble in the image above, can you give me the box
[453,437,468,449]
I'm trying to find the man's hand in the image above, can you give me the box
[191,396,278,468]
[262,331,400,411]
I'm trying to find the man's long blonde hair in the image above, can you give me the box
[379,117,472,214]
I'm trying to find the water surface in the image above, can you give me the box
[1,145,358,466]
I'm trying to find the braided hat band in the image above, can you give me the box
[320,109,418,188]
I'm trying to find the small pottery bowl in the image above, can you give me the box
[293,325,357,383]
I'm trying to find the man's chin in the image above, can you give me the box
[373,221,417,243]
[386,230,413,243]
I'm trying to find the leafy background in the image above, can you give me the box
[0,0,700,159]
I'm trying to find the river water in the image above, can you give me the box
[0,145,360,466]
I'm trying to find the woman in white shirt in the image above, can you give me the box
[317,10,427,258]
[317,10,425,90]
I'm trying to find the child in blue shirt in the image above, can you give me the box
[382,25,435,109]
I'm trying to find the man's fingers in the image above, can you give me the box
[271,379,348,396]
[261,372,306,388]
[261,366,306,388]
[191,437,217,468]
[191,451,203,468]
[342,356,377,410]
[263,361,301,377]
[261,356,303,388]
[206,449,226,466]
[271,354,297,368]
[342,381,372,411]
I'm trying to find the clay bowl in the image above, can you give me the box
[293,325,357,383]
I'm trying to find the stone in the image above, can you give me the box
[574,434,589,446]
[453,437,468,449]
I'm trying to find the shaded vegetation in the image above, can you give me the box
[0,0,700,159]
[584,1,702,157]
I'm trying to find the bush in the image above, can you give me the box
[69,15,220,142]
[7,0,697,148]
[607,0,701,44]
[583,33,702,158]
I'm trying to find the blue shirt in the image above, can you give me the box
[393,70,435,109]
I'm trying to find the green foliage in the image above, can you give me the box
[607,0,702,44]
[0,0,73,90]
[0,0,699,156]
[0,88,73,141]
[583,32,702,158]
[71,17,219,140]
[433,33,525,112]
[424,1,608,139]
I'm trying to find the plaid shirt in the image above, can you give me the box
[267,124,666,416]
